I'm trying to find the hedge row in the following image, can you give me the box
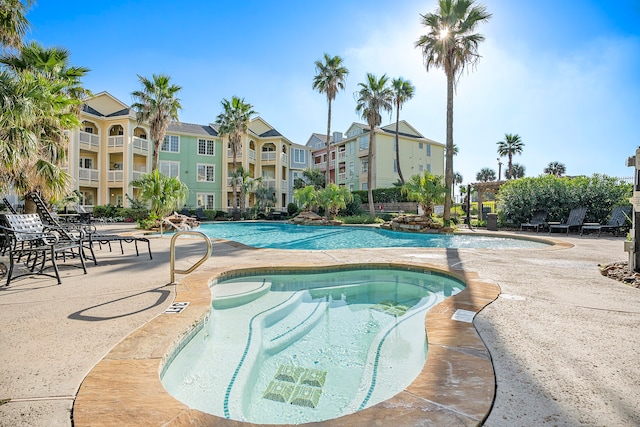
[498,174,632,225]
[351,187,409,204]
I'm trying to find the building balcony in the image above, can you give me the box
[133,137,149,152]
[107,136,125,150]
[248,149,256,162]
[132,170,146,181]
[79,131,100,150]
[108,170,124,183]
[261,152,277,163]
[338,172,346,182]
[338,151,346,162]
[227,149,243,159]
[79,167,99,184]
[312,162,326,171]
[281,153,288,164]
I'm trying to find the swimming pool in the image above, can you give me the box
[160,267,466,425]
[197,222,547,250]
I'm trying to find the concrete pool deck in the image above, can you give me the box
[0,224,639,426]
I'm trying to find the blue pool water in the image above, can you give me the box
[161,267,466,424]
[197,221,547,250]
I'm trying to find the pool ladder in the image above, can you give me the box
[169,231,212,284]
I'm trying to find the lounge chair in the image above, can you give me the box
[194,207,207,221]
[28,192,152,261]
[2,197,18,214]
[520,210,548,232]
[581,206,632,237]
[0,214,87,285]
[548,207,587,234]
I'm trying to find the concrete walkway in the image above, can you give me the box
[0,224,638,426]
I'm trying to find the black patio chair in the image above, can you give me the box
[581,206,632,237]
[520,210,548,232]
[549,207,587,234]
[1,214,87,285]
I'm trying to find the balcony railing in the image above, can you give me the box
[132,170,145,180]
[280,153,288,164]
[281,180,288,191]
[338,172,346,182]
[79,131,100,148]
[107,135,124,149]
[338,151,346,162]
[262,179,276,189]
[312,162,326,171]
[133,137,149,151]
[261,152,276,162]
[227,149,243,158]
[248,149,256,161]
[108,170,124,182]
[79,167,99,183]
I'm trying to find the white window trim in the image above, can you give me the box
[197,193,216,210]
[198,139,216,156]
[159,160,180,178]
[161,135,180,153]
[196,163,216,182]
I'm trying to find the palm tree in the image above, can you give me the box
[416,0,491,223]
[355,73,393,218]
[496,133,525,179]
[231,166,261,217]
[476,168,496,182]
[293,167,325,190]
[510,163,525,179]
[0,43,89,212]
[544,161,566,177]
[317,183,353,220]
[312,53,349,187]
[453,171,463,200]
[130,169,188,219]
[401,171,447,217]
[0,0,33,51]
[254,183,276,215]
[131,74,182,171]
[391,77,415,185]
[215,96,256,218]
[293,185,318,212]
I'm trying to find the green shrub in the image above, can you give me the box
[338,215,384,224]
[203,209,216,220]
[339,196,363,216]
[287,203,299,216]
[352,187,409,204]
[498,174,632,225]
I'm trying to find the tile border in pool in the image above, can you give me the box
[73,261,501,426]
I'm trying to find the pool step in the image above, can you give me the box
[263,295,326,354]
[211,279,271,309]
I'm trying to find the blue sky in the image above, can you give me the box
[25,0,640,185]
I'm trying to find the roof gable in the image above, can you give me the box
[84,92,131,117]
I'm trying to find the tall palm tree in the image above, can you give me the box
[391,77,415,185]
[312,53,349,187]
[355,73,393,218]
[416,0,491,223]
[453,171,463,200]
[0,42,89,212]
[544,161,566,177]
[476,167,496,182]
[131,74,182,171]
[0,0,33,51]
[215,96,256,217]
[496,133,525,179]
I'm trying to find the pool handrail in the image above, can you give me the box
[169,230,212,284]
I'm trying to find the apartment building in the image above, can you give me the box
[66,92,310,212]
[308,121,444,190]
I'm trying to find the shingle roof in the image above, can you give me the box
[107,108,131,117]
[81,104,103,117]
[380,128,421,139]
[260,129,282,137]
[167,122,218,136]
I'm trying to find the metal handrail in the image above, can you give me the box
[169,231,212,284]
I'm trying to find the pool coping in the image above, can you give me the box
[73,261,503,426]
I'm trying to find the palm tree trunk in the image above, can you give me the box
[325,98,332,187]
[152,140,160,171]
[367,130,375,218]
[507,153,513,179]
[443,70,454,223]
[232,146,238,218]
[395,107,404,184]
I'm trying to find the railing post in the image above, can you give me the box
[169,231,212,284]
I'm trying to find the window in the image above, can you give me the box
[197,164,215,182]
[419,164,424,172]
[294,148,306,164]
[361,182,368,190]
[361,159,368,173]
[426,143,431,156]
[161,135,179,152]
[358,135,369,151]
[84,127,94,134]
[348,141,354,155]
[80,191,94,205]
[349,161,354,176]
[198,139,215,156]
[427,163,431,172]
[419,142,424,149]
[79,157,93,169]
[197,193,215,210]
[159,161,180,178]
[393,160,397,173]
[349,183,354,192]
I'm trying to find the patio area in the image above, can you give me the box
[0,224,638,426]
